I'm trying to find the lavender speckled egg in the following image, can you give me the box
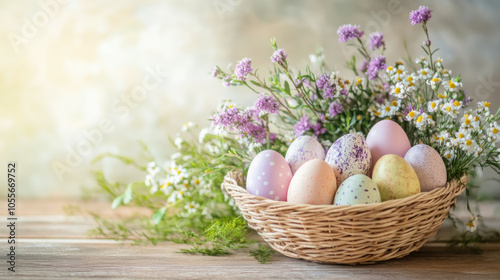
[372,154,420,201]
[287,159,337,205]
[334,174,381,205]
[325,133,371,186]
[285,136,325,174]
[246,150,292,201]
[404,144,447,192]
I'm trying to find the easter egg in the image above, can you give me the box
[285,135,325,174]
[372,154,420,201]
[287,159,337,205]
[325,133,371,186]
[404,144,447,192]
[366,120,411,171]
[246,150,292,201]
[333,174,381,205]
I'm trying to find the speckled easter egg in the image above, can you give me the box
[366,120,411,171]
[246,150,292,201]
[285,135,325,175]
[372,154,420,201]
[404,144,447,192]
[287,159,337,205]
[325,133,371,186]
[333,174,381,205]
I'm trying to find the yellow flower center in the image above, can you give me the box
[475,116,480,122]
[195,179,200,184]
[458,133,464,138]
[439,137,444,141]
[177,170,181,175]
[431,102,437,108]
[465,119,471,125]
[422,70,428,75]
[493,128,499,134]
[466,140,472,146]
[484,102,490,108]
[385,107,391,112]
[179,191,184,195]
[387,66,393,71]
[356,115,362,121]
[189,204,194,208]
[407,76,413,82]
[184,183,189,188]
[417,116,423,123]
[167,182,172,187]
[397,69,403,75]
[449,81,456,89]
[391,100,398,107]
[453,101,460,106]
[375,112,381,116]
[408,111,415,118]
[432,78,440,83]
[356,78,362,84]
[438,94,446,99]
[229,105,234,108]
[446,154,451,159]
[446,106,451,112]
[394,87,401,94]
[466,221,474,228]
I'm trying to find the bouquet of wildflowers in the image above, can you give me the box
[92,6,499,254]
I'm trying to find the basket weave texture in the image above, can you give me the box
[223,171,468,264]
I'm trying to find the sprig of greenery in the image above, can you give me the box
[173,217,254,256]
[250,244,276,264]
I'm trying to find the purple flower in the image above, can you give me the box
[294,115,311,137]
[254,93,280,114]
[311,122,326,136]
[403,104,415,115]
[328,101,344,117]
[337,24,364,43]
[316,74,336,99]
[409,6,432,25]
[366,55,387,80]
[234,57,253,81]
[222,75,231,87]
[271,49,287,64]
[212,66,219,78]
[369,32,385,50]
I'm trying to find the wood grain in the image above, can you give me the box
[0,199,498,279]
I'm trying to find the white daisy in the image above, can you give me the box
[418,68,433,80]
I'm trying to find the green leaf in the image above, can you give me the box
[111,194,124,209]
[284,80,291,96]
[152,207,167,225]
[250,80,262,87]
[123,184,133,204]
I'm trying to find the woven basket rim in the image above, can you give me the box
[223,171,469,211]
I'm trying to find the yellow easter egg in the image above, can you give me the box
[372,154,420,201]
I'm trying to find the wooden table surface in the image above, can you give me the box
[2,199,500,279]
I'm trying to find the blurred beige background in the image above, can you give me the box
[1,0,499,198]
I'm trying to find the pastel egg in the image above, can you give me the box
[366,120,411,171]
[246,150,292,201]
[285,135,325,174]
[287,159,337,205]
[372,154,420,201]
[404,144,447,192]
[325,133,371,186]
[333,174,381,205]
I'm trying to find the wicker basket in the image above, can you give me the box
[222,170,468,264]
